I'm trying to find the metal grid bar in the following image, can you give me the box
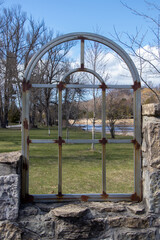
[21,87,30,199]
[30,139,132,144]
[32,83,133,89]
[58,89,62,195]
[102,89,106,194]
[21,90,26,199]
[81,39,84,68]
[31,139,55,144]
[134,88,142,199]
[32,84,57,88]
[107,139,132,144]
[31,193,133,202]
[65,139,99,144]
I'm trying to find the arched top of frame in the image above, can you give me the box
[61,68,104,83]
[24,32,140,84]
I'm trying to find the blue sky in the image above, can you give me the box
[1,0,160,86]
[1,0,158,41]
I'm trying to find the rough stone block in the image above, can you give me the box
[107,216,151,229]
[127,204,145,214]
[0,222,22,240]
[0,151,21,176]
[51,204,89,218]
[19,218,55,239]
[142,103,160,116]
[88,202,126,213]
[115,229,158,240]
[143,169,160,213]
[0,174,20,220]
[142,121,160,169]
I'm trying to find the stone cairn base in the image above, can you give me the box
[0,104,159,239]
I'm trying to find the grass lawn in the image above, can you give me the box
[0,126,134,194]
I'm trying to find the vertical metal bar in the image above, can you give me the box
[81,39,84,68]
[58,89,62,195]
[21,82,30,199]
[102,89,106,194]
[25,90,30,195]
[134,88,142,199]
[21,89,26,199]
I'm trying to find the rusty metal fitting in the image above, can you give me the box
[22,78,32,92]
[132,81,141,91]
[23,119,29,130]
[101,191,109,199]
[57,82,66,91]
[99,82,107,91]
[81,63,84,69]
[132,139,140,150]
[81,195,89,202]
[55,136,65,146]
[27,136,31,145]
[22,162,28,171]
[131,192,141,202]
[99,138,108,145]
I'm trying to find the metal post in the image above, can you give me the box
[102,88,106,194]
[58,89,62,195]
[134,88,142,200]
[21,80,30,200]
[81,39,84,68]
[21,89,26,199]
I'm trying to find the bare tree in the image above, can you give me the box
[0,5,47,127]
[106,89,133,138]
[85,39,109,150]
[0,6,26,127]
[114,1,160,102]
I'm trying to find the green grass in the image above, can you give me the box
[0,126,134,194]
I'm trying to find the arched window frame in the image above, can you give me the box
[22,32,141,203]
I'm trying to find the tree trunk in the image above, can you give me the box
[110,122,115,139]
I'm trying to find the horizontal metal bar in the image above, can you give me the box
[31,193,133,202]
[32,84,57,88]
[65,139,99,144]
[107,139,132,144]
[30,139,132,144]
[65,84,99,89]
[107,85,132,89]
[32,83,133,89]
[31,139,55,144]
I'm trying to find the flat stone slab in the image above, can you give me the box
[88,202,126,212]
[51,204,89,218]
[127,204,145,214]
[0,151,21,176]
[142,103,160,116]
[0,151,21,163]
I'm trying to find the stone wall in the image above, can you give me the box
[0,152,21,221]
[142,103,160,214]
[0,104,160,240]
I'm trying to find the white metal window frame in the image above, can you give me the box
[22,32,141,203]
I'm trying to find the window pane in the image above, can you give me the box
[62,144,102,194]
[106,89,134,140]
[106,143,134,193]
[29,141,58,195]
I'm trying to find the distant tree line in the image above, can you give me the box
[0,5,85,128]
